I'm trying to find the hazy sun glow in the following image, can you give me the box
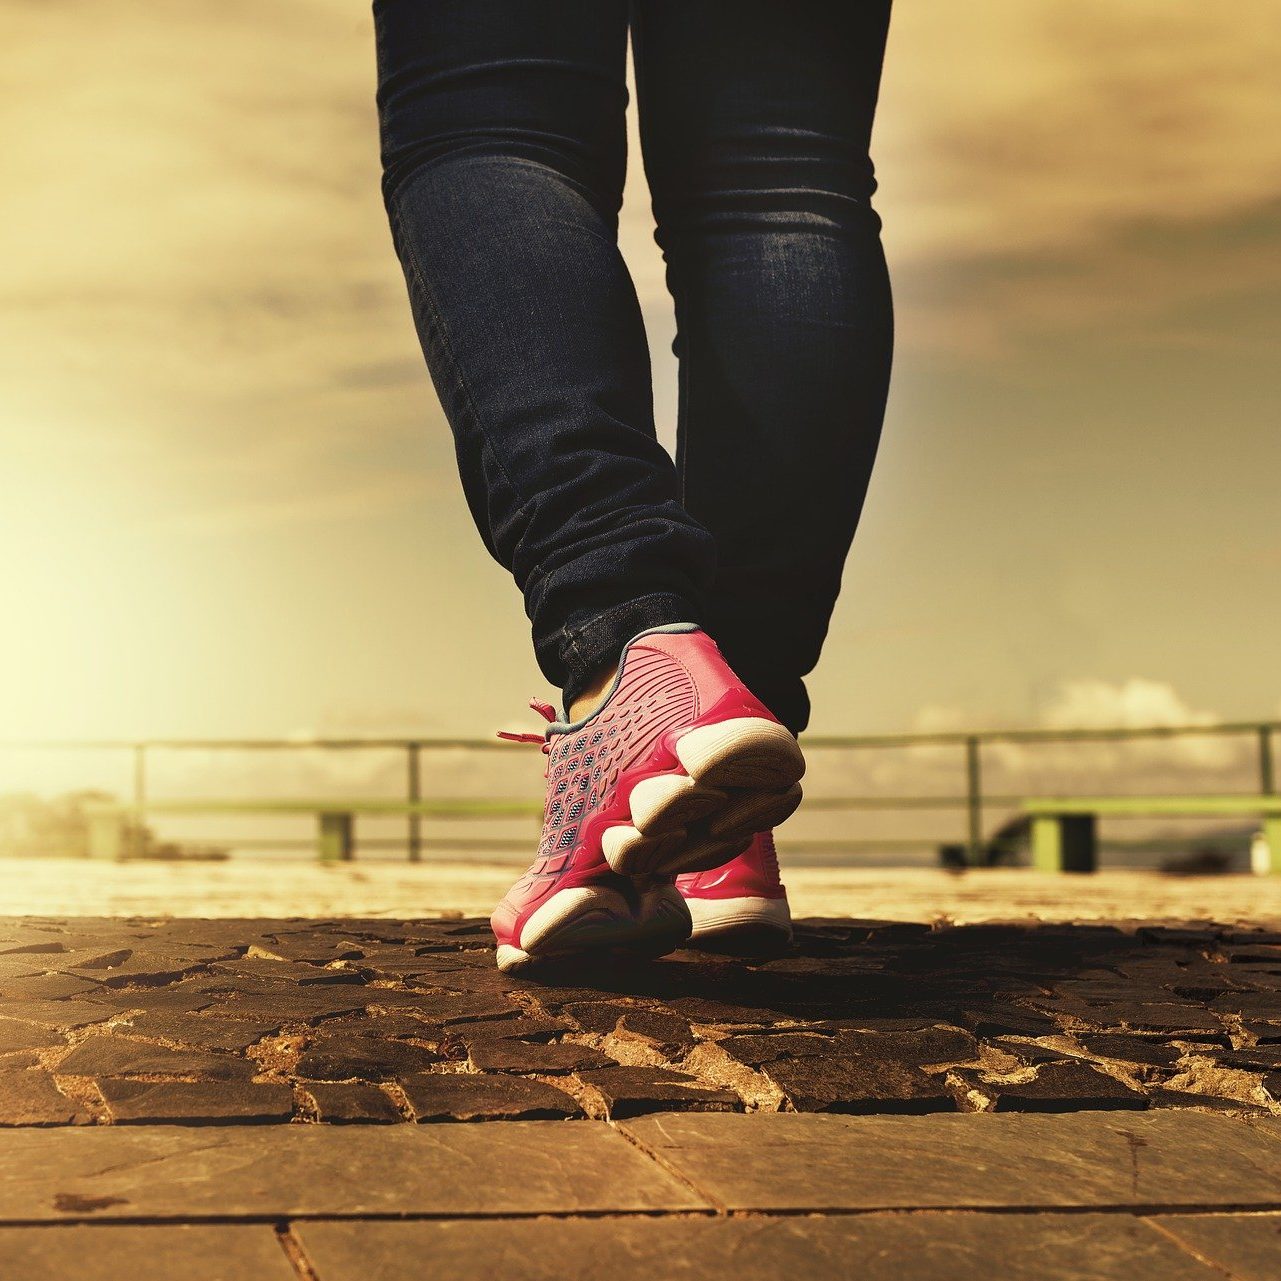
[3,0,1279,749]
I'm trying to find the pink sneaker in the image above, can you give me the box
[490,624,804,972]
[677,831,794,953]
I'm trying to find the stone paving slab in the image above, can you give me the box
[618,1111,1281,1211]
[293,1213,1224,1281]
[0,1123,703,1222]
[2,915,1280,1125]
[0,1224,295,1281]
[1153,1212,1281,1281]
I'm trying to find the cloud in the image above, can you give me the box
[0,0,431,508]
[911,678,1245,779]
[879,1,1281,264]
[871,2,1281,355]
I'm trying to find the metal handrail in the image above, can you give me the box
[2,718,1275,863]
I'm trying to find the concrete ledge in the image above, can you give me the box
[2,1114,1281,1224]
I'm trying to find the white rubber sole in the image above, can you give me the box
[495,882,691,974]
[686,894,793,955]
[603,717,804,879]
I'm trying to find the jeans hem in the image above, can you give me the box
[560,592,701,711]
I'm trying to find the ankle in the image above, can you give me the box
[567,662,619,722]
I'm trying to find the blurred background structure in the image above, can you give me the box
[3,2,1280,891]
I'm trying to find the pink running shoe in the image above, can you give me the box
[677,831,793,953]
[490,624,805,972]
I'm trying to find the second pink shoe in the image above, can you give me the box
[490,623,804,972]
[677,831,793,954]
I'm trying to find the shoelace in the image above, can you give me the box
[496,698,558,755]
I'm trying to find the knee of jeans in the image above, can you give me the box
[381,136,624,227]
[651,150,881,241]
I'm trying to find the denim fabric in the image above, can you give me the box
[374,0,893,733]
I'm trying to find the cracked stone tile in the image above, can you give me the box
[1077,1036,1183,1068]
[441,1015,568,1049]
[576,1066,741,1118]
[1078,1004,1228,1035]
[56,1038,255,1080]
[247,937,365,963]
[99,1079,295,1124]
[110,1012,283,1052]
[990,1037,1075,1064]
[1209,1045,1281,1070]
[1211,993,1281,1020]
[0,1071,85,1125]
[0,974,102,1001]
[990,1062,1149,1112]
[467,1039,616,1074]
[766,1054,956,1114]
[379,993,519,1024]
[662,997,793,1025]
[961,1004,1063,1037]
[836,1025,979,1065]
[613,1010,696,1054]
[209,958,366,986]
[86,984,220,1015]
[558,1000,635,1034]
[304,1082,404,1123]
[0,1019,66,1054]
[717,1032,837,1067]
[196,990,369,1022]
[399,1073,584,1122]
[325,1012,445,1042]
[0,1000,119,1030]
[295,1036,440,1082]
[1148,1088,1270,1114]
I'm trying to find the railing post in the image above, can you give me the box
[965,736,983,865]
[131,743,147,859]
[406,741,422,862]
[1259,725,1275,796]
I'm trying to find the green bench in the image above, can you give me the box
[86,798,541,861]
[1023,795,1281,875]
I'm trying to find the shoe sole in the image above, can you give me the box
[603,717,804,878]
[496,882,691,974]
[685,894,794,956]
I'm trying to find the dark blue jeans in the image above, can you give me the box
[375,0,893,733]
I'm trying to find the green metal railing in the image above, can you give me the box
[3,718,1277,863]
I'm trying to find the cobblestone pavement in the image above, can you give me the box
[2,914,1280,1126]
[3,915,1281,1278]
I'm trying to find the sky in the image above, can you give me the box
[3,0,1280,760]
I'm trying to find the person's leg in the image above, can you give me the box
[375,2,806,972]
[632,0,894,735]
[373,0,715,711]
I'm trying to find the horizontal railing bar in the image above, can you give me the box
[117,833,1256,857]
[79,793,1279,815]
[1,718,1277,754]
[0,738,520,752]
[802,720,1281,749]
[118,799,541,817]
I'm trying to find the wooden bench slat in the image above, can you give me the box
[1024,795,1281,816]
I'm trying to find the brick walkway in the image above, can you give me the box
[2,913,1280,1277]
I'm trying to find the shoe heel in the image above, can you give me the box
[674,717,805,791]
